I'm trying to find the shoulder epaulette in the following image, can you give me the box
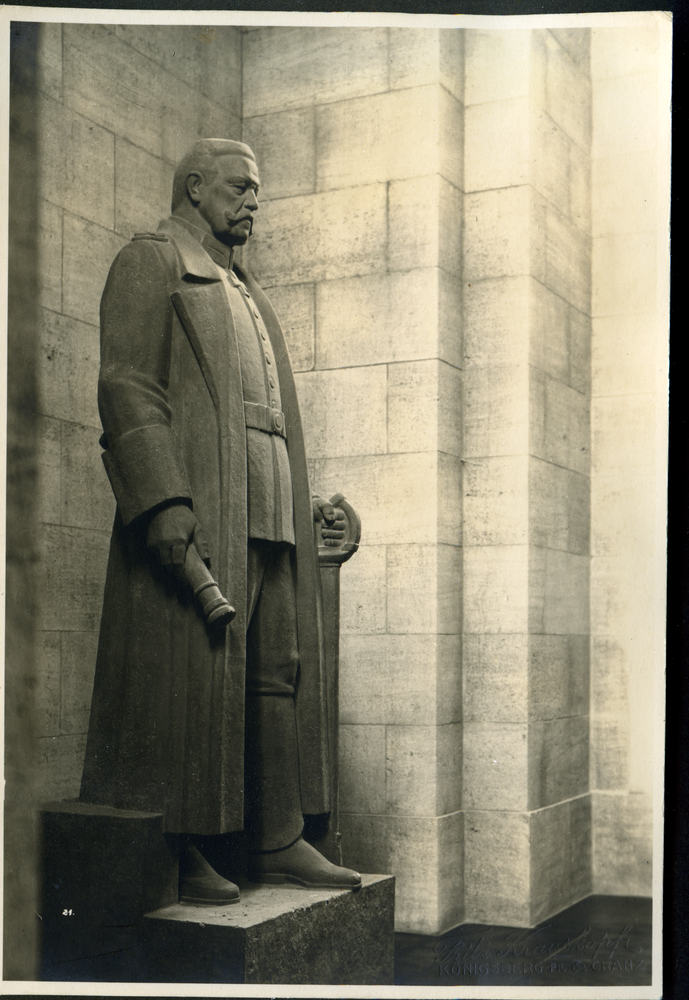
[131,232,170,242]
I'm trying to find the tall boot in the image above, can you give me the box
[245,694,361,890]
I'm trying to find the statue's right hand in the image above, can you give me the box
[146,504,210,575]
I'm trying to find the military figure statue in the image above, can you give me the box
[79,138,361,904]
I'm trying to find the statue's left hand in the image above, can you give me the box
[312,496,346,547]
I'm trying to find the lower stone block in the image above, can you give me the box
[138,874,395,984]
[41,800,178,924]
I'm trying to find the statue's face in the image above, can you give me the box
[194,154,260,246]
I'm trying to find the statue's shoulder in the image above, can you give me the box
[131,232,171,243]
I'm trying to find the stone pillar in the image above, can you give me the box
[242,26,464,934]
[589,21,669,894]
[461,28,592,926]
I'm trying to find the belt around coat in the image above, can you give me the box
[244,400,287,439]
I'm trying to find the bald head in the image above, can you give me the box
[171,138,257,212]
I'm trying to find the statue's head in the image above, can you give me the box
[171,138,260,247]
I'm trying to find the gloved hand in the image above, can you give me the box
[146,504,210,576]
[312,496,345,547]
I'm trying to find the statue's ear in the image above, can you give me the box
[186,171,204,205]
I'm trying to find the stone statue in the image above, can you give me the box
[79,138,361,905]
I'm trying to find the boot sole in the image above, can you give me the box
[248,872,362,891]
[179,893,240,906]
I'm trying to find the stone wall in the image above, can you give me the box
[461,28,592,927]
[241,26,465,935]
[34,23,242,799]
[589,23,666,895]
[28,21,663,939]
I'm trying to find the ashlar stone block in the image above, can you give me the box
[61,422,116,532]
[388,27,464,102]
[62,213,127,327]
[592,313,658,397]
[464,186,546,286]
[463,722,529,811]
[263,282,315,373]
[464,276,530,369]
[114,24,241,114]
[39,525,110,633]
[529,368,590,475]
[528,548,589,635]
[63,24,169,160]
[36,632,61,738]
[463,633,529,723]
[528,633,589,722]
[340,812,462,934]
[316,270,443,370]
[544,202,591,315]
[37,22,62,100]
[592,72,658,159]
[312,452,439,546]
[463,455,528,548]
[464,29,532,106]
[317,86,452,192]
[529,459,589,555]
[591,472,654,560]
[592,232,657,319]
[339,633,461,727]
[295,366,387,459]
[386,724,461,821]
[242,107,316,201]
[542,29,592,150]
[37,416,61,526]
[242,27,389,118]
[463,544,529,634]
[60,631,98,735]
[37,200,62,314]
[388,175,462,276]
[464,96,530,193]
[38,310,100,428]
[549,28,590,67]
[338,543,386,636]
[590,715,630,791]
[463,810,531,926]
[248,184,387,288]
[386,544,462,635]
[338,724,386,814]
[590,554,656,638]
[438,453,462,546]
[591,393,655,476]
[115,139,175,240]
[463,365,530,459]
[592,791,652,895]
[34,734,87,803]
[387,360,461,457]
[528,715,589,809]
[530,796,592,925]
[593,151,657,238]
[39,94,115,231]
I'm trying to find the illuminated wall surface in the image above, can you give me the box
[28,22,666,934]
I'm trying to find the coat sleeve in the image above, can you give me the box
[98,238,192,526]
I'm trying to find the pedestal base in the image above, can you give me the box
[138,874,394,984]
[39,801,394,985]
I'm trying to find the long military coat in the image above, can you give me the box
[79,217,330,835]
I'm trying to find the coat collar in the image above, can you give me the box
[156,216,222,282]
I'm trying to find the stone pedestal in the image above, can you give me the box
[39,801,394,985]
[138,874,394,984]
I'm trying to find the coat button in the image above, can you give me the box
[265,353,272,365]
[269,377,275,388]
